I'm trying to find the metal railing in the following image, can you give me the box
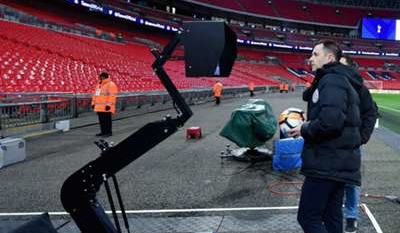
[0,86,278,131]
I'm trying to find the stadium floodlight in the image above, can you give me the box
[59,21,237,233]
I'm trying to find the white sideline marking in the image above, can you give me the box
[0,206,299,216]
[377,105,400,113]
[122,206,299,214]
[0,205,384,233]
[361,203,383,233]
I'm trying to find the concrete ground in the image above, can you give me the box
[0,92,399,233]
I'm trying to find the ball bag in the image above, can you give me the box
[273,137,304,171]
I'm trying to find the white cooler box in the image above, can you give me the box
[0,138,26,168]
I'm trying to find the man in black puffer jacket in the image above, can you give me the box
[288,40,362,233]
[340,54,378,233]
[340,55,378,145]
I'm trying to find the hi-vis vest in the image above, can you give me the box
[248,82,255,91]
[91,78,118,114]
[213,82,223,97]
[279,83,289,91]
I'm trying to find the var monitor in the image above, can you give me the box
[183,21,237,77]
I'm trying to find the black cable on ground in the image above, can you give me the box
[266,182,400,202]
[212,215,225,233]
[362,193,400,204]
[220,162,255,176]
[54,220,71,231]
[266,179,303,196]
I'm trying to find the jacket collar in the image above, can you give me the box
[100,78,111,85]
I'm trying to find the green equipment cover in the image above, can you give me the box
[220,99,278,148]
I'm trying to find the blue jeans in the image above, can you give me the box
[344,147,362,219]
[298,176,345,233]
[344,184,361,219]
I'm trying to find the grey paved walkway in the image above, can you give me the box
[0,92,399,233]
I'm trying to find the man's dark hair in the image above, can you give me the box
[99,72,109,79]
[341,54,358,68]
[318,40,342,62]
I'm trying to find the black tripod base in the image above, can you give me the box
[220,147,273,162]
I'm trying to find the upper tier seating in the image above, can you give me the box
[5,0,399,54]
[191,0,398,26]
[44,0,396,54]
[195,0,245,11]
[0,20,286,93]
[1,1,399,92]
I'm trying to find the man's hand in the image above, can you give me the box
[105,106,111,111]
[288,123,303,138]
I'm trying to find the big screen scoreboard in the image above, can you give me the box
[361,17,400,40]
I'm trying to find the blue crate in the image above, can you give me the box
[273,137,304,171]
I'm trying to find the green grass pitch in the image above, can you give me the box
[371,93,400,134]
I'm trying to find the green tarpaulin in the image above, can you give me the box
[220,99,277,148]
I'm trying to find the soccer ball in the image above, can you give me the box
[278,108,306,138]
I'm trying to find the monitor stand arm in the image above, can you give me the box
[60,32,192,233]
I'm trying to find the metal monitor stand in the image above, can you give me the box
[60,32,192,233]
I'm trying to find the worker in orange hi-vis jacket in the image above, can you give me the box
[284,83,289,93]
[279,82,285,93]
[248,81,255,97]
[212,80,223,105]
[91,71,118,137]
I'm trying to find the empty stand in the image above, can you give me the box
[2,0,400,93]
[0,20,285,93]
[188,0,398,26]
